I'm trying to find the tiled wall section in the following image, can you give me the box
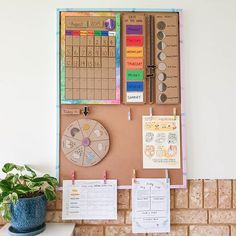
[2,180,236,235]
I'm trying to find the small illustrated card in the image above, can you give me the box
[142,116,181,169]
[62,180,117,220]
[132,178,170,233]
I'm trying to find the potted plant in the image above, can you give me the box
[0,163,58,235]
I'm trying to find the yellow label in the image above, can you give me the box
[126,47,143,58]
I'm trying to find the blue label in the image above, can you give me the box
[127,82,144,91]
[101,31,109,36]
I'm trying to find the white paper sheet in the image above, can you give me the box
[132,178,170,233]
[143,115,181,169]
[62,180,117,220]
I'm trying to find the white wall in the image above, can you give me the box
[0,0,236,179]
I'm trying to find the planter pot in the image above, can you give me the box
[10,194,47,233]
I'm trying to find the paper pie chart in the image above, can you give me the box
[62,119,110,167]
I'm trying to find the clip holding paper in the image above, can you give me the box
[149,106,153,117]
[103,170,107,184]
[72,171,76,185]
[133,169,136,183]
[165,169,169,183]
[165,169,169,179]
[128,107,132,121]
[173,107,176,120]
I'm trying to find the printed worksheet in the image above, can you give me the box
[132,178,170,233]
[143,115,181,169]
[62,180,117,220]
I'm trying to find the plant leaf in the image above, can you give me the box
[43,174,59,187]
[2,205,11,222]
[0,192,8,203]
[12,174,20,185]
[15,165,25,172]
[31,177,48,183]
[44,187,56,201]
[24,165,36,178]
[2,163,16,173]
[14,184,31,195]
[0,180,13,192]
[5,173,14,179]
[9,193,18,204]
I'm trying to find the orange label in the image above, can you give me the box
[126,58,143,69]
[126,47,143,57]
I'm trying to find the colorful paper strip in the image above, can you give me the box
[126,47,143,58]
[126,92,144,103]
[126,25,143,35]
[126,59,143,69]
[126,36,143,46]
[65,30,73,35]
[127,81,144,91]
[101,31,109,36]
[73,30,80,36]
[126,70,144,81]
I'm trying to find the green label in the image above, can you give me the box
[126,70,144,81]
[94,30,102,36]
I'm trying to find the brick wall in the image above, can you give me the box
[1,180,236,235]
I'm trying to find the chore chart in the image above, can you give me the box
[60,12,121,104]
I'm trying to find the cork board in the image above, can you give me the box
[58,10,186,188]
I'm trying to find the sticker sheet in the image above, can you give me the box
[132,178,170,233]
[62,180,117,220]
[143,116,181,169]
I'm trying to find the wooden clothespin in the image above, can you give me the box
[72,171,76,185]
[128,107,132,121]
[133,169,136,183]
[165,169,169,183]
[149,106,153,117]
[103,170,107,184]
[165,169,168,179]
[173,107,176,120]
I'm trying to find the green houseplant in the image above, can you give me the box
[0,163,58,234]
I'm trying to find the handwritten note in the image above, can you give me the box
[132,178,170,233]
[62,180,117,220]
[143,116,181,169]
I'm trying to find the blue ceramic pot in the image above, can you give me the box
[10,194,47,233]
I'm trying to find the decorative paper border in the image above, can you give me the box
[60,12,121,104]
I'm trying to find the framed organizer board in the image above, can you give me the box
[57,9,186,189]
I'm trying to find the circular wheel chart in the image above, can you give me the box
[62,119,110,167]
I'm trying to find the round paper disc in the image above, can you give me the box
[62,119,110,167]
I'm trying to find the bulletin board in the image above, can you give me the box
[57,9,186,189]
